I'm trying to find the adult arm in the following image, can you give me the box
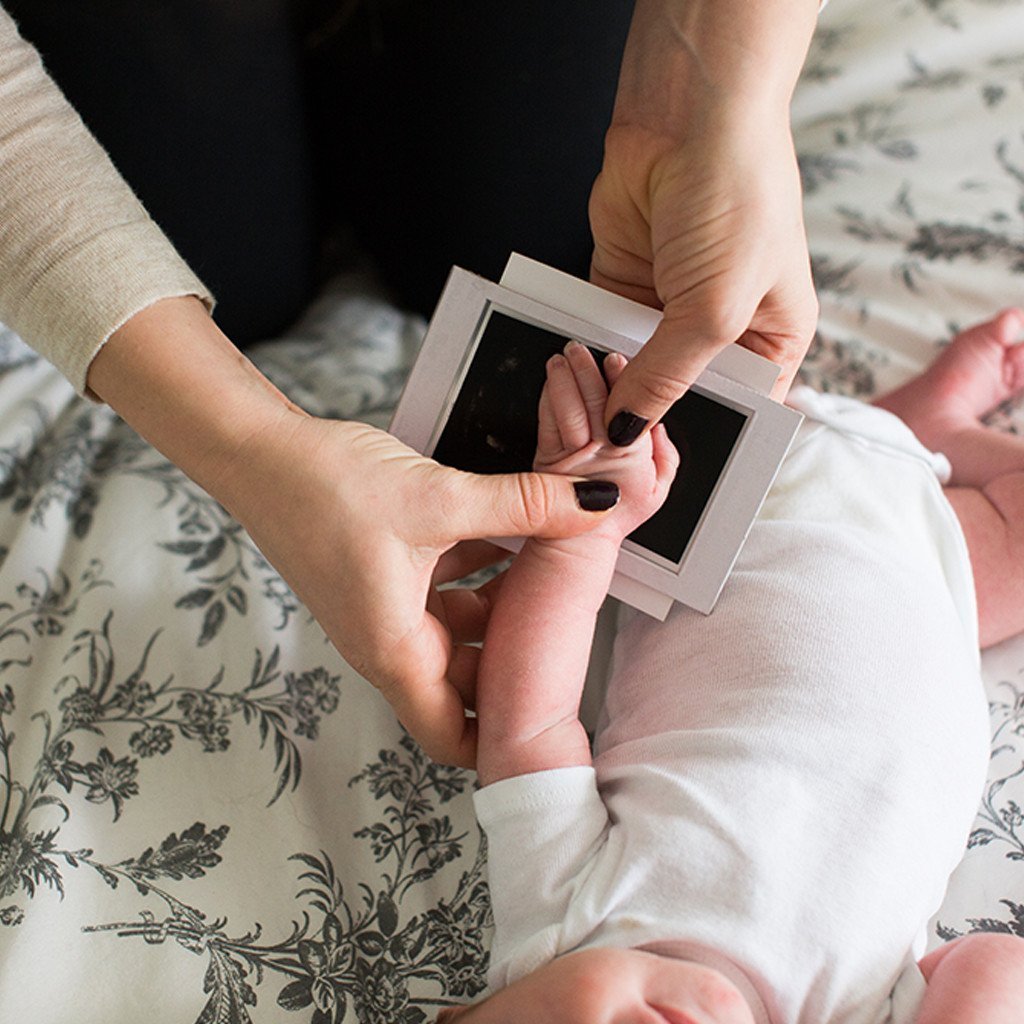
[0,8,210,390]
[0,9,615,767]
[87,300,618,768]
[591,0,821,442]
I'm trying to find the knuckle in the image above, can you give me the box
[634,365,693,407]
[511,472,554,534]
[700,303,751,345]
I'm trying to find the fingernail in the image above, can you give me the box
[574,480,620,512]
[607,410,648,447]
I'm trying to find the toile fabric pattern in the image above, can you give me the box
[0,0,1023,1020]
[0,284,491,1024]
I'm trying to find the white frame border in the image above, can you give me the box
[390,266,802,617]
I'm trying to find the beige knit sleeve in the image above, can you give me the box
[0,9,213,395]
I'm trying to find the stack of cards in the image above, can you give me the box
[390,255,803,618]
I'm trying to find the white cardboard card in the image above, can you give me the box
[390,257,802,618]
[500,253,782,396]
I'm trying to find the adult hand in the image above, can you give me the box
[591,116,818,441]
[88,297,617,768]
[591,0,820,445]
[233,414,618,768]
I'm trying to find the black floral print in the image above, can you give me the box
[0,4,1023,1013]
[81,739,487,1024]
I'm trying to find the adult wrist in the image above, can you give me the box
[85,296,307,509]
[611,0,818,138]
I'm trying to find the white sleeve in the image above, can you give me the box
[474,766,610,989]
[0,9,212,394]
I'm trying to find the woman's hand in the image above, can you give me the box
[232,411,616,768]
[87,297,613,767]
[591,0,820,444]
[591,115,818,427]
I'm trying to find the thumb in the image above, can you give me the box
[604,309,744,446]
[438,467,620,544]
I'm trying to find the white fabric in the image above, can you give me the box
[793,0,1024,955]
[476,396,990,1024]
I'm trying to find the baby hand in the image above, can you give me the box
[535,343,679,542]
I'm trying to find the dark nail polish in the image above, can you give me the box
[607,410,648,447]
[574,480,620,512]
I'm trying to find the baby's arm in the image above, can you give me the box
[475,344,677,787]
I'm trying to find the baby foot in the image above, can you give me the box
[876,308,1024,450]
[535,342,678,540]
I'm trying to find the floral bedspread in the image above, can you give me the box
[0,286,491,1024]
[0,0,1023,1020]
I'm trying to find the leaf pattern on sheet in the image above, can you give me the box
[0,287,494,1022]
[79,737,488,1024]
[936,899,1024,941]
[795,0,1024,428]
[1,2,1024,1017]
[0,559,343,928]
[0,399,299,646]
[964,678,1024,861]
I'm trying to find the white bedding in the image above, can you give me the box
[0,0,1022,1020]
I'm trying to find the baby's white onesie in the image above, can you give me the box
[475,392,990,1024]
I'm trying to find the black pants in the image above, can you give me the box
[6,0,633,337]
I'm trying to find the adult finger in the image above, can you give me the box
[435,466,620,544]
[434,540,510,585]
[603,305,746,446]
[381,617,478,767]
[735,270,820,399]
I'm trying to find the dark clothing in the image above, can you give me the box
[5,0,632,335]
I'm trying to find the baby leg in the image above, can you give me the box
[915,933,1024,1023]
[876,309,1024,647]
[944,476,1024,647]
[875,308,1024,489]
